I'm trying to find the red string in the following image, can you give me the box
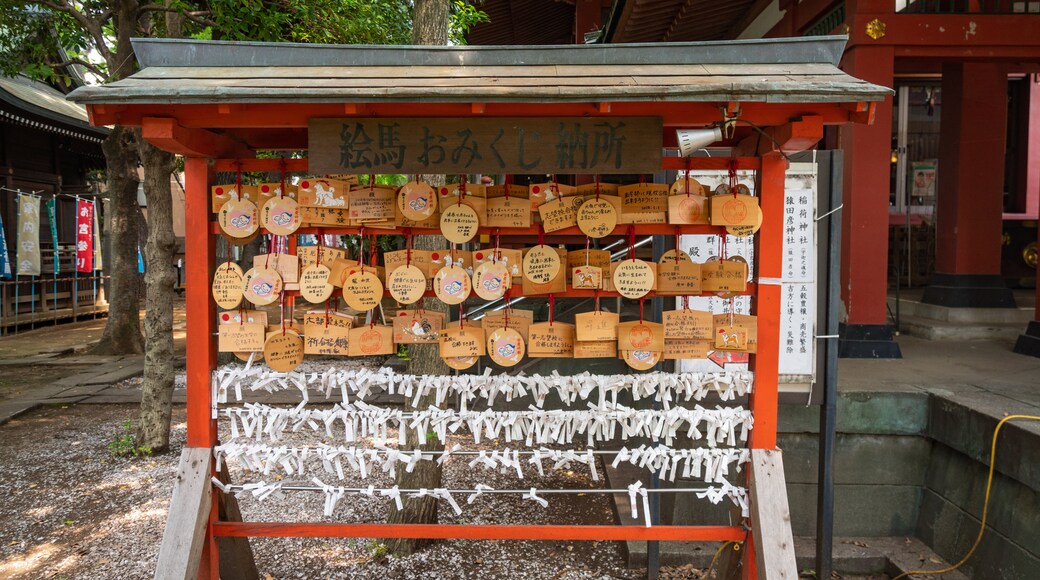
[538,224,545,247]
[317,228,324,265]
[405,228,412,267]
[639,297,645,323]
[324,298,330,328]
[279,158,286,199]
[235,162,242,201]
[728,159,738,198]
[548,294,555,326]
[682,295,689,311]
[504,174,511,200]
[459,174,467,205]
[280,292,285,336]
[459,303,466,329]
[595,175,601,201]
[503,290,511,328]
[594,289,600,313]
[684,158,691,198]
[239,303,245,326]
[369,234,378,267]
[493,228,501,263]
[628,225,636,261]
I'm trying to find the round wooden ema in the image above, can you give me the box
[522,245,561,285]
[488,327,525,367]
[713,183,731,196]
[673,195,706,224]
[234,350,263,363]
[433,265,472,305]
[444,355,478,371]
[387,264,427,304]
[658,249,693,264]
[472,261,510,301]
[612,259,655,299]
[624,323,656,350]
[263,329,304,372]
[669,176,703,195]
[440,203,480,244]
[341,268,384,312]
[298,264,334,303]
[398,181,437,221]
[623,349,661,371]
[576,198,617,239]
[242,267,283,306]
[726,203,762,237]
[218,198,259,239]
[261,195,301,236]
[211,262,244,309]
[734,183,752,196]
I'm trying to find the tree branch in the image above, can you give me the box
[50,56,106,78]
[36,0,113,63]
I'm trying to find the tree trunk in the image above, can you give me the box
[136,139,178,452]
[412,0,450,45]
[90,125,144,355]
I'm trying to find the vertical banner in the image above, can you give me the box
[16,194,41,276]
[92,200,103,271]
[76,199,94,273]
[45,199,60,275]
[0,210,11,279]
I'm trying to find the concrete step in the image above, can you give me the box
[896,314,1024,341]
[888,297,1034,324]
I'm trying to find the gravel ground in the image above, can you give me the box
[0,403,645,580]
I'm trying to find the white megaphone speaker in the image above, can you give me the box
[676,127,723,157]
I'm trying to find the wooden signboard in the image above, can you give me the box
[309,117,663,175]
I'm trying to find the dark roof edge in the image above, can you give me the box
[0,86,108,136]
[131,36,848,69]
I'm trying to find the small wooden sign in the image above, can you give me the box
[619,182,669,214]
[663,309,714,340]
[523,245,562,285]
[710,194,759,226]
[576,198,617,238]
[486,196,532,229]
[212,262,244,310]
[329,258,361,289]
[612,259,655,299]
[575,182,620,197]
[303,312,353,356]
[663,339,711,360]
[440,325,487,358]
[309,117,663,175]
[440,202,480,243]
[659,249,693,263]
[262,195,302,235]
[218,322,265,352]
[617,321,664,351]
[713,313,758,353]
[300,206,351,227]
[298,264,335,303]
[218,199,260,239]
[298,245,347,269]
[385,250,433,282]
[341,268,383,312]
[257,182,298,206]
[487,327,525,367]
[575,310,619,342]
[473,248,523,281]
[386,264,427,304]
[726,203,763,237]
[349,185,396,220]
[657,261,702,295]
[481,309,533,342]
[486,184,530,199]
[254,253,299,285]
[472,261,511,300]
[348,325,395,356]
[714,325,749,351]
[701,259,749,293]
[211,184,258,213]
[242,267,283,306]
[263,330,305,372]
[394,310,445,344]
[571,265,602,289]
[567,249,611,282]
[398,181,437,221]
[538,197,579,233]
[297,178,349,208]
[668,194,708,225]
[574,340,617,359]
[528,322,575,358]
[433,265,472,305]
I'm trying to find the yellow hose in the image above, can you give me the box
[892,414,1040,579]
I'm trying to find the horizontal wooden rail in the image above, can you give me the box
[274,284,756,301]
[212,156,761,174]
[211,223,728,237]
[212,522,745,541]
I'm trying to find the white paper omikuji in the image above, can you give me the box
[213,367,754,410]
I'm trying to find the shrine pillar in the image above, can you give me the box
[837,44,901,358]
[922,62,1017,309]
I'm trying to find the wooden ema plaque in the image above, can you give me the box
[263,329,305,372]
[574,340,617,359]
[303,312,353,356]
[522,245,561,285]
[481,309,533,342]
[341,268,383,311]
[242,267,282,306]
[621,349,662,371]
[575,310,619,341]
[257,182,298,205]
[713,313,758,353]
[218,322,265,353]
[487,327,525,367]
[709,193,759,226]
[701,259,749,293]
[522,247,567,295]
[612,259,655,299]
[440,202,480,243]
[486,196,531,228]
[663,339,711,360]
[211,184,258,213]
[261,195,302,235]
[254,253,299,285]
[348,325,394,356]
[567,249,611,283]
[726,203,762,237]
[472,261,511,300]
[218,198,260,239]
[394,310,445,344]
[398,181,437,221]
[434,265,472,305]
[297,178,349,208]
[299,264,335,303]
[329,258,360,289]
[537,196,579,233]
[663,309,714,340]
[576,198,617,239]
[386,264,427,304]
[301,206,351,227]
[212,262,244,310]
[657,260,702,295]
[617,321,664,352]
[619,182,668,214]
[298,245,347,269]
[349,185,396,220]
[474,249,522,282]
[572,265,602,289]
[528,322,575,358]
[440,325,486,358]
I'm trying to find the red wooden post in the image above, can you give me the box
[185,156,217,448]
[749,153,786,450]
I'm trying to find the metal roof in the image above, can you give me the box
[68,36,891,106]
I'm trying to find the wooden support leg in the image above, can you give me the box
[155,448,213,580]
[749,449,798,579]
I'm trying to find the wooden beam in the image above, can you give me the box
[141,117,249,158]
[749,449,798,580]
[734,116,824,157]
[154,448,213,580]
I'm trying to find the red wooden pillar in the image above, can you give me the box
[183,156,219,577]
[837,44,901,358]
[922,62,1016,309]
